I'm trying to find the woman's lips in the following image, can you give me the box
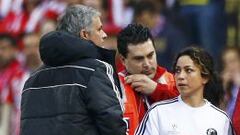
[177,83,187,87]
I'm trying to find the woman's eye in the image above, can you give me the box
[175,69,181,74]
[186,69,193,73]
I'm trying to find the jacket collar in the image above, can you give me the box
[40,31,100,66]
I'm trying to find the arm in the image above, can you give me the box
[85,64,126,135]
[149,83,179,103]
[125,74,179,103]
[149,71,179,102]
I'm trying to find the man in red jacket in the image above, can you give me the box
[117,24,179,135]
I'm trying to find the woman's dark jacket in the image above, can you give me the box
[20,31,126,135]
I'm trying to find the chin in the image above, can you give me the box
[179,90,192,97]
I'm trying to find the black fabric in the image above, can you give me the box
[39,31,121,93]
[96,47,121,94]
[40,31,99,66]
[21,31,126,135]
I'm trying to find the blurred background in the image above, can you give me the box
[0,0,239,135]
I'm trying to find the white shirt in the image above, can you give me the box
[135,96,235,135]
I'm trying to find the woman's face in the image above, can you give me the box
[174,55,208,98]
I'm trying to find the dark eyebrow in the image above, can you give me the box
[133,55,144,60]
[147,51,154,57]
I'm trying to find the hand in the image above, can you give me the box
[125,74,157,95]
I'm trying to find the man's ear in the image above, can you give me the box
[80,29,89,40]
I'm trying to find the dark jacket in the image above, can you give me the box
[96,47,121,93]
[20,31,126,135]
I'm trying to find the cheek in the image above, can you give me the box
[150,54,157,64]
[126,62,142,73]
[95,32,102,38]
[190,76,204,86]
[151,58,157,67]
[94,33,103,42]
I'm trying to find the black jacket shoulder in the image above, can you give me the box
[21,31,126,135]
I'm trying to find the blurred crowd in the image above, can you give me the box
[0,0,239,135]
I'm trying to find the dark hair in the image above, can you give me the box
[0,34,17,47]
[117,24,154,58]
[173,46,224,107]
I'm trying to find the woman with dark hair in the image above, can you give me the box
[135,46,235,135]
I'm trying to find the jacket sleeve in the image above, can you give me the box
[149,83,179,103]
[149,72,179,103]
[85,63,126,135]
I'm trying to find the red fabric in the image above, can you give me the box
[115,53,125,73]
[0,60,28,135]
[119,74,146,135]
[119,66,179,135]
[0,60,20,104]
[1,60,26,106]
[0,11,30,37]
[103,0,122,36]
[149,66,179,103]
[0,6,60,38]
[44,10,59,20]
[233,88,240,134]
[103,23,122,36]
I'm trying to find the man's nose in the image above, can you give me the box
[102,30,107,39]
[143,58,151,67]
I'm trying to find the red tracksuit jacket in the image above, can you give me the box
[118,66,179,135]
